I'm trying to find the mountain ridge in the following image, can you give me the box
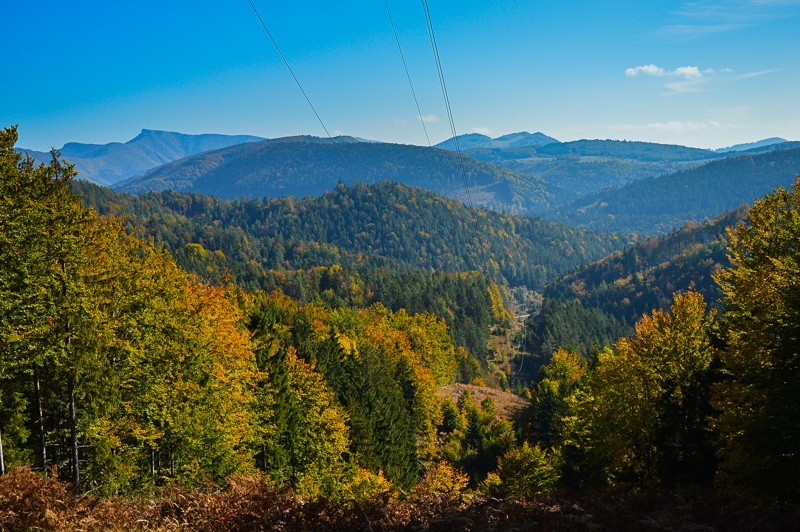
[436,131,559,151]
[17,129,265,185]
[545,145,800,234]
[714,137,789,153]
[114,136,574,214]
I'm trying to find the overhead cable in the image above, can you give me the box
[246,0,357,182]
[421,0,472,207]
[383,0,447,194]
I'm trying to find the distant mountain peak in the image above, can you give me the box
[436,131,559,151]
[18,130,266,186]
[715,137,788,153]
[131,128,180,141]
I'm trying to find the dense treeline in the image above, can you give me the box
[75,179,626,361]
[546,145,800,234]
[0,127,471,495]
[75,182,529,361]
[462,139,716,196]
[77,180,627,291]
[3,125,799,521]
[515,180,800,507]
[528,208,746,358]
[1,127,257,493]
[114,136,571,213]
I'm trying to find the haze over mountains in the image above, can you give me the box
[434,131,558,150]
[18,129,264,186]
[114,135,571,214]
[545,145,800,234]
[22,127,800,236]
[714,137,788,153]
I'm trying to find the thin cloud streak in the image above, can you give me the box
[612,120,726,133]
[663,0,800,35]
[419,114,440,123]
[737,68,780,79]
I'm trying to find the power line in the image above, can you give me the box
[246,0,357,182]
[421,0,473,207]
[382,0,447,195]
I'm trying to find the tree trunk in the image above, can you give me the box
[34,367,47,475]
[61,259,79,490]
[0,426,5,475]
[69,368,79,490]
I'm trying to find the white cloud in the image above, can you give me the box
[625,63,765,93]
[673,66,704,79]
[625,64,666,77]
[470,127,492,135]
[664,79,710,93]
[625,64,709,79]
[419,114,440,123]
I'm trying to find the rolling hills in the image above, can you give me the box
[544,145,800,234]
[435,131,558,150]
[78,180,628,291]
[18,129,264,185]
[528,207,748,357]
[114,136,573,213]
[460,139,719,196]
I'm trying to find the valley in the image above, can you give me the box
[3,124,800,528]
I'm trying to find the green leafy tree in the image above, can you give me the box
[713,178,800,504]
[438,390,516,484]
[488,442,560,497]
[578,292,715,486]
[528,348,587,450]
[1,127,259,493]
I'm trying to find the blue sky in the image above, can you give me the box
[3,0,800,151]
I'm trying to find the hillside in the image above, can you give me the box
[18,129,264,185]
[114,136,573,213]
[462,139,718,195]
[439,384,529,420]
[78,180,628,291]
[545,145,800,234]
[435,131,558,150]
[528,208,747,357]
[715,137,788,152]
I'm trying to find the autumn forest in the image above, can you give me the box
[2,124,800,529]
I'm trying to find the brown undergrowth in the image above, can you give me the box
[1,467,798,531]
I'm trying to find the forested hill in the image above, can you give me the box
[528,207,747,357]
[113,136,572,214]
[76,180,628,291]
[435,131,558,150]
[459,139,718,196]
[18,129,264,186]
[546,145,800,234]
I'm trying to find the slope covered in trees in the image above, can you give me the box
[113,136,573,213]
[1,127,259,492]
[4,123,800,523]
[546,146,800,234]
[0,126,479,494]
[528,208,746,358]
[78,180,628,291]
[461,140,716,196]
[76,180,627,366]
